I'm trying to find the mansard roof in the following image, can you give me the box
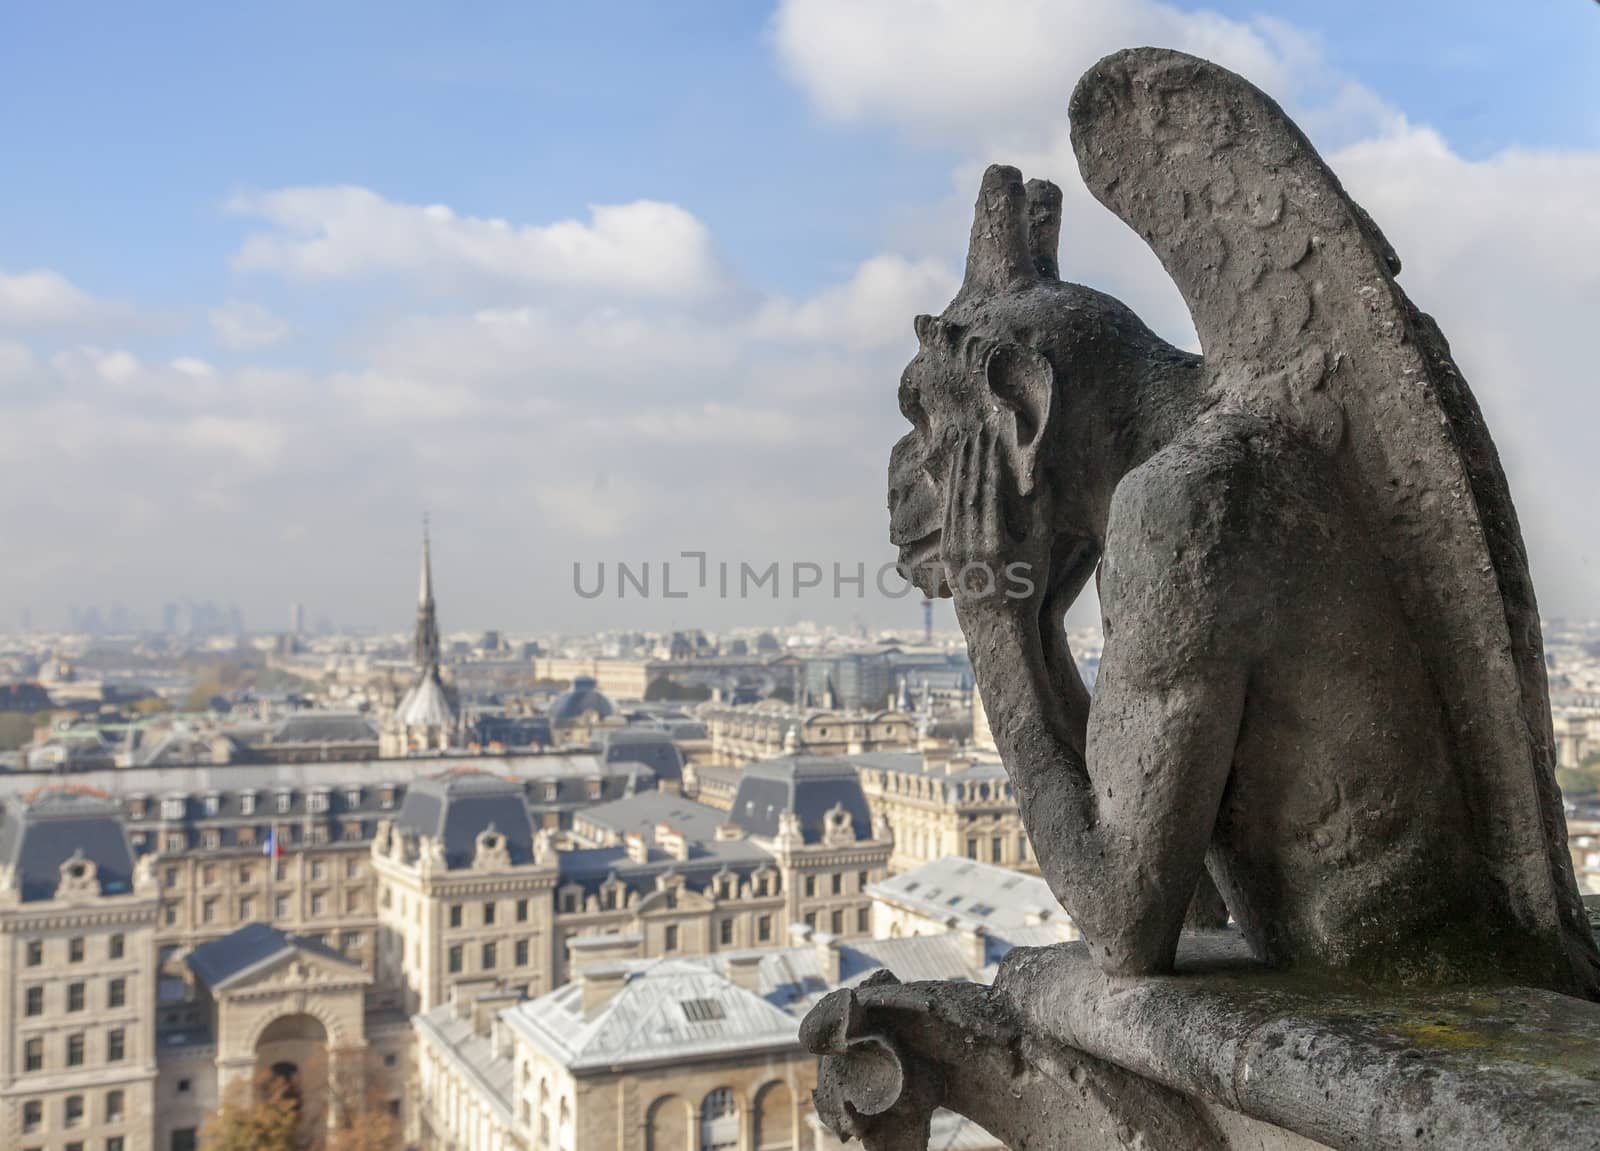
[395,769,536,869]
[597,728,684,781]
[730,754,874,843]
[0,788,136,902]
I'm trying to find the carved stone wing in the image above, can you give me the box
[1069,47,1599,996]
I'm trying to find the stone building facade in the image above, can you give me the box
[852,752,1035,874]
[696,701,917,766]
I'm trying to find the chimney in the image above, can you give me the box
[656,822,689,861]
[813,930,841,984]
[714,822,744,842]
[579,963,631,1014]
[567,932,644,976]
[725,952,764,995]
[1022,904,1048,927]
[624,831,649,864]
[472,989,522,1038]
[449,977,498,1023]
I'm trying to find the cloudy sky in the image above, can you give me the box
[2,1,1597,636]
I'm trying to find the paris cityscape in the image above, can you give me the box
[5,1,1600,1149]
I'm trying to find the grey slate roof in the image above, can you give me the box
[868,856,1064,942]
[548,676,615,724]
[578,792,730,844]
[187,922,361,989]
[598,728,684,782]
[0,788,136,902]
[503,956,802,1072]
[730,755,874,843]
[268,711,378,744]
[395,770,535,870]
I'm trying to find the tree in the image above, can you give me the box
[321,1047,405,1151]
[201,1072,302,1151]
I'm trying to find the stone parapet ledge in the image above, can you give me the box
[803,932,1600,1151]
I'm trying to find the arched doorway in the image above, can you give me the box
[255,1014,330,1121]
[753,1081,794,1151]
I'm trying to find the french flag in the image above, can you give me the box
[263,826,284,858]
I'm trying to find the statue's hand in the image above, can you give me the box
[941,425,1051,611]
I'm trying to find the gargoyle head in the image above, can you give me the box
[888,164,1184,599]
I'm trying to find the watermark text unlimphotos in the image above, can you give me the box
[571,552,1035,600]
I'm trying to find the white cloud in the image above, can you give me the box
[751,254,959,349]
[209,299,289,350]
[228,186,729,300]
[0,268,118,331]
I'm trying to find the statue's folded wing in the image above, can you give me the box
[1069,47,1599,995]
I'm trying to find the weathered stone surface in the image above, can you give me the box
[1000,934,1600,1150]
[885,44,1599,997]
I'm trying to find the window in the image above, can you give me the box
[991,836,1002,862]
[804,912,816,929]
[107,1028,125,1062]
[23,1101,42,1132]
[831,909,844,934]
[163,867,178,889]
[516,898,529,923]
[804,875,816,897]
[831,873,842,895]
[448,946,462,974]
[164,833,185,853]
[161,797,185,820]
[24,1037,43,1071]
[307,790,329,814]
[25,939,41,966]
[345,787,362,808]
[109,933,124,960]
[482,941,497,969]
[68,982,85,1011]
[108,1140,125,1151]
[276,791,293,814]
[515,938,529,967]
[449,904,463,928]
[311,859,326,880]
[858,870,869,891]
[758,915,772,942]
[380,786,396,809]
[966,837,978,860]
[172,1129,198,1151]
[483,901,497,925]
[1018,833,1028,860]
[68,1034,85,1066]
[66,1093,84,1124]
[202,899,217,924]
[345,890,360,913]
[275,896,290,919]
[699,1087,739,1151]
[681,998,726,1022]
[857,907,870,933]
[201,827,220,850]
[310,893,326,916]
[664,925,679,951]
[240,792,257,816]
[69,937,85,962]
[560,891,577,914]
[239,896,254,920]
[206,789,222,814]
[109,977,126,1008]
[176,1079,191,1094]
[719,919,733,945]
[26,986,43,1016]
[345,858,360,878]
[164,903,179,926]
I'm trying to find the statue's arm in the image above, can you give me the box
[956,439,1254,974]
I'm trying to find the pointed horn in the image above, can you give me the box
[1024,178,1062,279]
[961,165,1035,295]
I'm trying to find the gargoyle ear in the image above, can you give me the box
[984,343,1054,497]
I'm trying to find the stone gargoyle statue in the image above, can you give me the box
[888,46,1598,998]
[803,45,1600,1151]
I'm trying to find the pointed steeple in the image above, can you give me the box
[413,515,441,672]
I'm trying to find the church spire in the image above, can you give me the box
[413,515,441,672]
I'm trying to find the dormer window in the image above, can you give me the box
[203,793,221,817]
[345,787,362,808]
[307,790,329,815]
[161,797,186,821]
[128,796,147,819]
[544,781,560,803]
[240,791,257,816]
[379,786,396,810]
[276,791,293,815]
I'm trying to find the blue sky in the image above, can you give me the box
[1,1,1598,634]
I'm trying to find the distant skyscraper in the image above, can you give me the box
[290,601,306,635]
